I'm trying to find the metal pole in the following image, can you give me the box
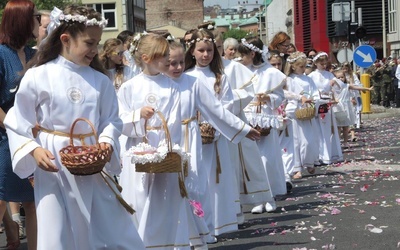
[351,1,356,72]
[382,0,387,58]
[265,2,268,44]
[358,8,364,74]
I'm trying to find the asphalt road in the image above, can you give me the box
[1,105,399,249]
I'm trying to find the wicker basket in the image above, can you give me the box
[59,118,111,176]
[199,122,215,144]
[295,105,316,121]
[135,111,182,173]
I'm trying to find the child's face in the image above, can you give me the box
[109,44,124,65]
[293,61,306,75]
[166,47,185,79]
[147,54,170,75]
[239,52,254,66]
[61,26,102,66]
[269,56,282,71]
[192,41,214,67]
[335,72,346,82]
[316,59,328,70]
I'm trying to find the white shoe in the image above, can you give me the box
[265,201,277,212]
[194,244,209,250]
[251,204,265,214]
[206,236,217,244]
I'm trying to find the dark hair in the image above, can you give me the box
[306,48,317,58]
[0,0,36,49]
[184,29,223,94]
[117,30,134,44]
[26,5,107,75]
[238,36,265,65]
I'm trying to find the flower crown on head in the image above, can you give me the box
[187,37,216,46]
[129,31,148,53]
[287,54,307,63]
[312,52,328,62]
[241,38,269,60]
[43,7,107,48]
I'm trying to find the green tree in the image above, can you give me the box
[223,29,253,41]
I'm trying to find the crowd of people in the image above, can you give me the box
[0,1,399,250]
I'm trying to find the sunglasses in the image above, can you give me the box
[33,14,41,24]
[111,51,124,56]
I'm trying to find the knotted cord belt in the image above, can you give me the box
[181,116,196,177]
[238,142,251,194]
[39,126,94,144]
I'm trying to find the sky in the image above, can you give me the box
[204,0,258,9]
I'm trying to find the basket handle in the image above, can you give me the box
[143,111,173,152]
[69,118,98,146]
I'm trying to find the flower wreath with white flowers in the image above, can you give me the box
[287,54,307,63]
[241,38,269,61]
[312,52,328,62]
[188,37,217,46]
[129,31,148,53]
[43,7,108,49]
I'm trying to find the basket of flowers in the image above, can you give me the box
[199,122,216,144]
[295,104,316,121]
[59,118,111,176]
[128,111,189,173]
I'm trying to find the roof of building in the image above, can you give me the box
[148,24,188,38]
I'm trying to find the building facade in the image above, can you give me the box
[145,0,204,32]
[387,0,400,58]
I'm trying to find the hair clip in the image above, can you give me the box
[129,31,148,53]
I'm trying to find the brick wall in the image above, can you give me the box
[146,0,204,31]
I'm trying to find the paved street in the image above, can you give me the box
[0,105,399,249]
[209,106,400,250]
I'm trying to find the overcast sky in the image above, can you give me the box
[204,0,240,8]
[204,0,265,8]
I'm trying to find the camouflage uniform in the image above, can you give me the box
[381,66,392,107]
[366,65,382,105]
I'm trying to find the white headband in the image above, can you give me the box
[312,52,328,62]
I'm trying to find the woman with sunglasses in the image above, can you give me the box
[0,0,40,249]
[269,31,291,70]
[99,38,135,92]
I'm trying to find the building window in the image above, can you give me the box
[388,0,397,33]
[86,3,117,29]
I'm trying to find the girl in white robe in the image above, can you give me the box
[213,31,274,218]
[238,37,287,214]
[283,52,320,179]
[308,52,343,164]
[166,41,259,249]
[118,33,192,250]
[184,28,241,239]
[4,6,145,250]
[99,38,134,92]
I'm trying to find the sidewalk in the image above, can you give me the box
[362,104,400,119]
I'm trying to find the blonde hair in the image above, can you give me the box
[98,38,124,85]
[284,51,307,76]
[131,33,169,69]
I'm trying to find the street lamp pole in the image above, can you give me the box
[382,0,387,58]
